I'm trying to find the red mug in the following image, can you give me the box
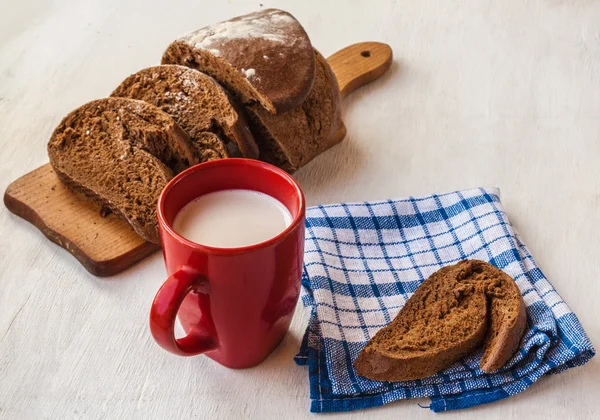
[149,158,305,368]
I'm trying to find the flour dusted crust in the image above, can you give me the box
[162,8,315,114]
[246,49,342,173]
[111,65,258,162]
[354,260,527,381]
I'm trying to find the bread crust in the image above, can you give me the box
[246,50,342,173]
[480,284,528,372]
[162,9,315,114]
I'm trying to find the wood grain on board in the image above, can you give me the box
[4,42,393,276]
[329,42,393,99]
[4,164,160,276]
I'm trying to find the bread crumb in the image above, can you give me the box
[86,130,90,135]
[263,55,269,60]
[241,68,256,79]
[176,91,190,101]
[182,76,199,89]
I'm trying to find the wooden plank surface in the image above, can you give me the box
[0,1,598,420]
[2,42,391,276]
[3,164,159,276]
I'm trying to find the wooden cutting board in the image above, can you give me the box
[4,42,393,276]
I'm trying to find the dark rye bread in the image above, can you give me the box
[47,98,198,244]
[111,65,258,162]
[354,260,527,381]
[162,9,315,114]
[245,50,342,173]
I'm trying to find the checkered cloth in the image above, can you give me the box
[294,187,594,413]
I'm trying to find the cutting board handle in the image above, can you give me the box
[328,42,393,99]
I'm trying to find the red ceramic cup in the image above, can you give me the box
[149,159,305,368]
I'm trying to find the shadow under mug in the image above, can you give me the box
[149,158,306,369]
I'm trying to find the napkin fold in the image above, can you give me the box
[295,187,594,413]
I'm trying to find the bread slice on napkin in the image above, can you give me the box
[161,8,315,114]
[354,260,527,381]
[47,98,197,244]
[111,65,258,162]
[245,50,342,172]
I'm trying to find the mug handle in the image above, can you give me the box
[149,269,218,356]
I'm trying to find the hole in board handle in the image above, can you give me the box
[361,50,371,58]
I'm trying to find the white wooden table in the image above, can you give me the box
[1,0,599,418]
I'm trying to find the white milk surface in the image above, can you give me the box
[173,189,293,248]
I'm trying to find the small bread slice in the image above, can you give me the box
[47,98,198,244]
[245,50,342,173]
[111,65,258,162]
[354,260,527,381]
[162,8,315,114]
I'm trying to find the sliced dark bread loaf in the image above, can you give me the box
[354,260,527,381]
[111,65,258,162]
[162,8,315,114]
[245,50,342,173]
[47,98,198,244]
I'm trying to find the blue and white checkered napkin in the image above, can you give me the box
[295,187,595,413]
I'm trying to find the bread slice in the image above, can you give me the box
[245,50,342,173]
[354,260,527,381]
[161,8,315,114]
[111,65,258,162]
[47,98,198,244]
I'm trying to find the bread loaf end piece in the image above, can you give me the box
[162,8,315,114]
